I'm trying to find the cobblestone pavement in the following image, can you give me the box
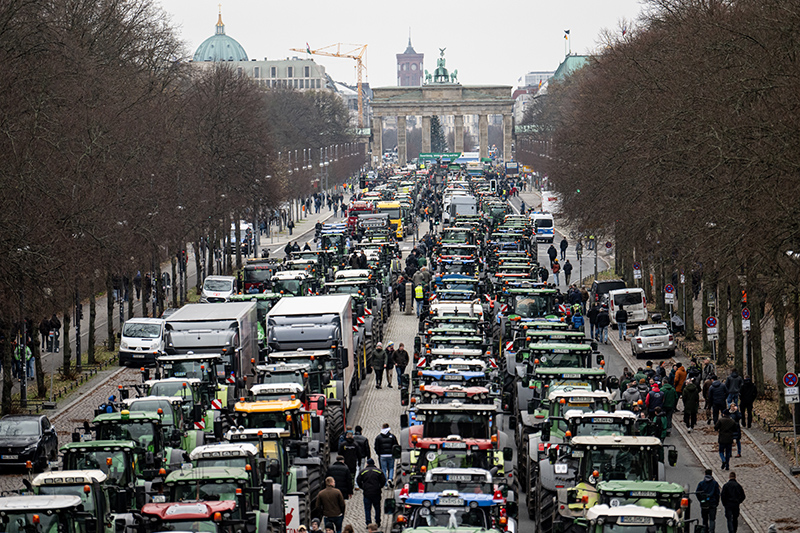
[341,295,417,533]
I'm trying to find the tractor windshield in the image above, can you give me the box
[172,482,241,503]
[97,421,158,451]
[581,447,654,482]
[239,411,289,430]
[63,449,133,485]
[514,296,553,318]
[422,412,490,440]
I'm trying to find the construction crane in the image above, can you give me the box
[289,43,367,128]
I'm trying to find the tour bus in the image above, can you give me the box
[376,201,404,239]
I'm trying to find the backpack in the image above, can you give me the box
[648,390,664,410]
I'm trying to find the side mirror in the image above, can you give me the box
[84,421,91,434]
[340,347,349,368]
[541,424,551,442]
[400,413,408,429]
[668,448,678,467]
[384,498,396,514]
[119,389,130,401]
[84,518,99,533]
[596,354,604,365]
[392,444,402,460]
[548,447,558,465]
[192,404,203,423]
[508,415,517,429]
[298,443,309,459]
[694,526,708,533]
[323,373,331,386]
[268,459,280,479]
[311,416,321,433]
[591,341,598,351]
[505,501,518,519]
[261,481,274,504]
[503,447,513,462]
[414,336,421,354]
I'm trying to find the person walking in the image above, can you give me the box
[547,244,557,266]
[696,469,720,533]
[721,472,746,533]
[393,343,409,385]
[288,219,295,235]
[356,458,386,528]
[674,363,687,400]
[739,376,757,429]
[551,260,561,286]
[384,342,396,388]
[372,342,386,389]
[616,304,629,340]
[338,430,362,478]
[709,379,729,424]
[314,477,346,533]
[725,369,744,408]
[645,383,665,419]
[374,424,399,487]
[559,237,568,260]
[326,456,353,500]
[715,410,738,470]
[353,426,371,470]
[563,260,573,286]
[661,380,677,433]
[539,266,549,284]
[596,306,610,344]
[587,304,599,339]
[728,404,743,458]
[682,378,700,431]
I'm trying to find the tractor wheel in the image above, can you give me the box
[537,475,557,533]
[327,402,344,451]
[296,478,312,526]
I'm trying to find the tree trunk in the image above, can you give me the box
[156,254,164,317]
[207,233,215,277]
[685,266,696,341]
[106,274,115,352]
[2,322,13,413]
[774,294,791,420]
[171,254,178,308]
[717,280,728,366]
[750,289,765,392]
[731,278,744,371]
[88,280,96,365]
[63,310,71,375]
[794,290,800,373]
[702,281,710,352]
[655,260,664,310]
[195,238,203,293]
[127,275,134,319]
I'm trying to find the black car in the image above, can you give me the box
[0,414,58,472]
[590,279,627,306]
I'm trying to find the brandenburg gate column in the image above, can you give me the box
[372,116,383,167]
[454,115,464,153]
[503,114,513,161]
[422,116,432,153]
[397,116,408,166]
[479,114,489,159]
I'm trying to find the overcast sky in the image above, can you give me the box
[157,0,646,88]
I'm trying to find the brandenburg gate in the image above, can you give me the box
[370,50,514,166]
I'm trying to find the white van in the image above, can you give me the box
[119,317,165,367]
[201,275,236,303]
[529,212,555,243]
[608,288,648,326]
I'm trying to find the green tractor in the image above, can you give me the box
[0,495,101,533]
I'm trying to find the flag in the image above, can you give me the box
[564,29,570,37]
[538,79,543,88]
[306,42,311,54]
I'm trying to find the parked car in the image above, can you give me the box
[630,324,675,358]
[0,414,58,472]
[590,279,626,306]
[608,288,648,326]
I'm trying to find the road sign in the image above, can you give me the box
[665,293,674,304]
[742,319,751,332]
[633,262,641,270]
[665,284,675,294]
[605,241,613,249]
[784,372,799,388]
[634,270,642,280]
[786,393,800,404]
[708,333,719,341]
[706,316,718,335]
[680,274,685,284]
[785,386,799,396]
[742,308,750,320]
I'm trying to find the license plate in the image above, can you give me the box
[438,497,465,506]
[445,392,466,398]
[648,343,662,347]
[448,475,472,481]
[133,354,145,359]
[444,375,462,381]
[2,455,18,460]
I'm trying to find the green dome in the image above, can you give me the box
[193,13,248,62]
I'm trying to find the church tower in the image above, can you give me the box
[396,35,423,86]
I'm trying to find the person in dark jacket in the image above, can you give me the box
[384,342,396,388]
[372,342,386,389]
[393,344,409,384]
[326,456,353,499]
[709,380,729,424]
[739,376,757,429]
[356,458,386,527]
[615,305,629,340]
[715,410,738,470]
[587,304,599,340]
[374,424,399,486]
[358,251,368,269]
[682,378,700,431]
[563,260,573,286]
[559,237,568,260]
[725,369,744,408]
[338,431,362,476]
[721,471,746,533]
[539,266,549,284]
[353,426,371,469]
[728,404,743,457]
[696,469,720,533]
[645,383,665,418]
[547,244,558,266]
[315,477,346,533]
[596,306,610,344]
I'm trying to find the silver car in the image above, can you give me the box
[630,324,675,358]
